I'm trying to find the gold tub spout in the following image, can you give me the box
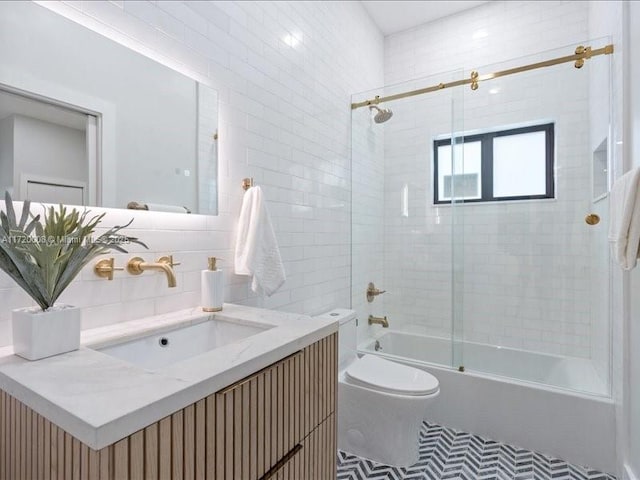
[368,315,389,328]
[127,255,180,288]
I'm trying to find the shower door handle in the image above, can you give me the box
[585,213,600,225]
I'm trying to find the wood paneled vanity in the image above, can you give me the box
[0,311,338,480]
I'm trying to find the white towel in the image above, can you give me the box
[145,203,191,214]
[609,167,640,270]
[234,186,286,296]
[128,201,191,213]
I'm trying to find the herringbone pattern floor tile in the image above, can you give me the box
[336,422,615,480]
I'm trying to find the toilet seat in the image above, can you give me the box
[345,354,439,396]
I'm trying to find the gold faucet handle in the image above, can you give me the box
[366,282,387,302]
[94,258,124,281]
[158,255,181,267]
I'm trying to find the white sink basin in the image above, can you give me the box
[95,318,271,370]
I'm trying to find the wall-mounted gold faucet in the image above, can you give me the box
[127,255,180,288]
[368,315,389,328]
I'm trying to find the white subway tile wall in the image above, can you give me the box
[0,1,384,346]
[370,0,612,360]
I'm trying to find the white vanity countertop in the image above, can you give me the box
[0,304,338,450]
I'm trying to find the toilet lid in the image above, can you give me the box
[345,355,439,396]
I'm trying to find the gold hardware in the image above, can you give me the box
[470,70,479,91]
[260,443,304,480]
[366,282,386,303]
[157,255,181,268]
[585,213,601,225]
[574,45,592,68]
[351,43,614,109]
[94,258,124,281]
[458,365,465,372]
[367,95,381,106]
[208,257,218,271]
[242,177,254,191]
[213,131,218,140]
[368,315,389,328]
[127,255,179,288]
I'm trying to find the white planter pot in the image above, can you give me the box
[12,305,81,361]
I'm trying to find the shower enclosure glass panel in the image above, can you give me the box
[351,40,611,397]
[350,70,464,369]
[457,43,611,396]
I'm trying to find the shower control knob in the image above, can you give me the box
[585,213,600,226]
[366,282,387,303]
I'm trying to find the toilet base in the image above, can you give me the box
[338,376,438,467]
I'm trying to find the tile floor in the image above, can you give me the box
[336,422,615,480]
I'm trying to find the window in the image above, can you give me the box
[433,123,554,204]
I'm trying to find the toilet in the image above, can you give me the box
[314,309,439,467]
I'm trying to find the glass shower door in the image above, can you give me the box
[455,42,612,396]
[350,69,465,370]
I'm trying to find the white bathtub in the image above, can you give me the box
[359,330,616,474]
[360,331,609,395]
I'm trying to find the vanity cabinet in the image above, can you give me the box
[0,333,337,480]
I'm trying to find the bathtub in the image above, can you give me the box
[359,330,616,474]
[360,331,609,395]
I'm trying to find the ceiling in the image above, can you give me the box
[361,1,490,36]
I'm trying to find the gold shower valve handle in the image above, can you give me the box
[94,258,124,281]
[585,213,600,226]
[366,282,387,303]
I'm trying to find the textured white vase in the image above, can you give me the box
[12,305,81,361]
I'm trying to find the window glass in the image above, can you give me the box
[493,131,547,198]
[437,141,481,201]
[433,123,554,204]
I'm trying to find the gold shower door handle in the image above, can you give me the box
[585,214,600,225]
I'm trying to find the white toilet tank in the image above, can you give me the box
[313,309,357,369]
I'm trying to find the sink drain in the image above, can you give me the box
[159,337,169,347]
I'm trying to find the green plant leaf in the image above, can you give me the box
[3,191,16,227]
[0,192,147,310]
[17,200,30,230]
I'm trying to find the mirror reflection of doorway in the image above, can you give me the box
[0,88,97,206]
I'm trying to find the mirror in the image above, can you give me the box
[0,2,218,215]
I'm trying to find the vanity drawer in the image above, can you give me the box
[214,332,338,480]
[258,413,337,480]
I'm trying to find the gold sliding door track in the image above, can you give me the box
[351,44,614,110]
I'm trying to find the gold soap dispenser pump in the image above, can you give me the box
[202,257,223,312]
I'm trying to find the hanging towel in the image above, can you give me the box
[127,201,191,213]
[609,167,640,270]
[235,186,286,296]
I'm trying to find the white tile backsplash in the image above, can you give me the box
[0,1,384,347]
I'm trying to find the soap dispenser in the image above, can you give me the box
[202,257,223,312]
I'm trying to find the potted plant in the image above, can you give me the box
[0,192,146,360]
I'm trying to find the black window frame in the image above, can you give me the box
[433,123,555,205]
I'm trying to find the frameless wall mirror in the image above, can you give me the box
[0,2,218,215]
